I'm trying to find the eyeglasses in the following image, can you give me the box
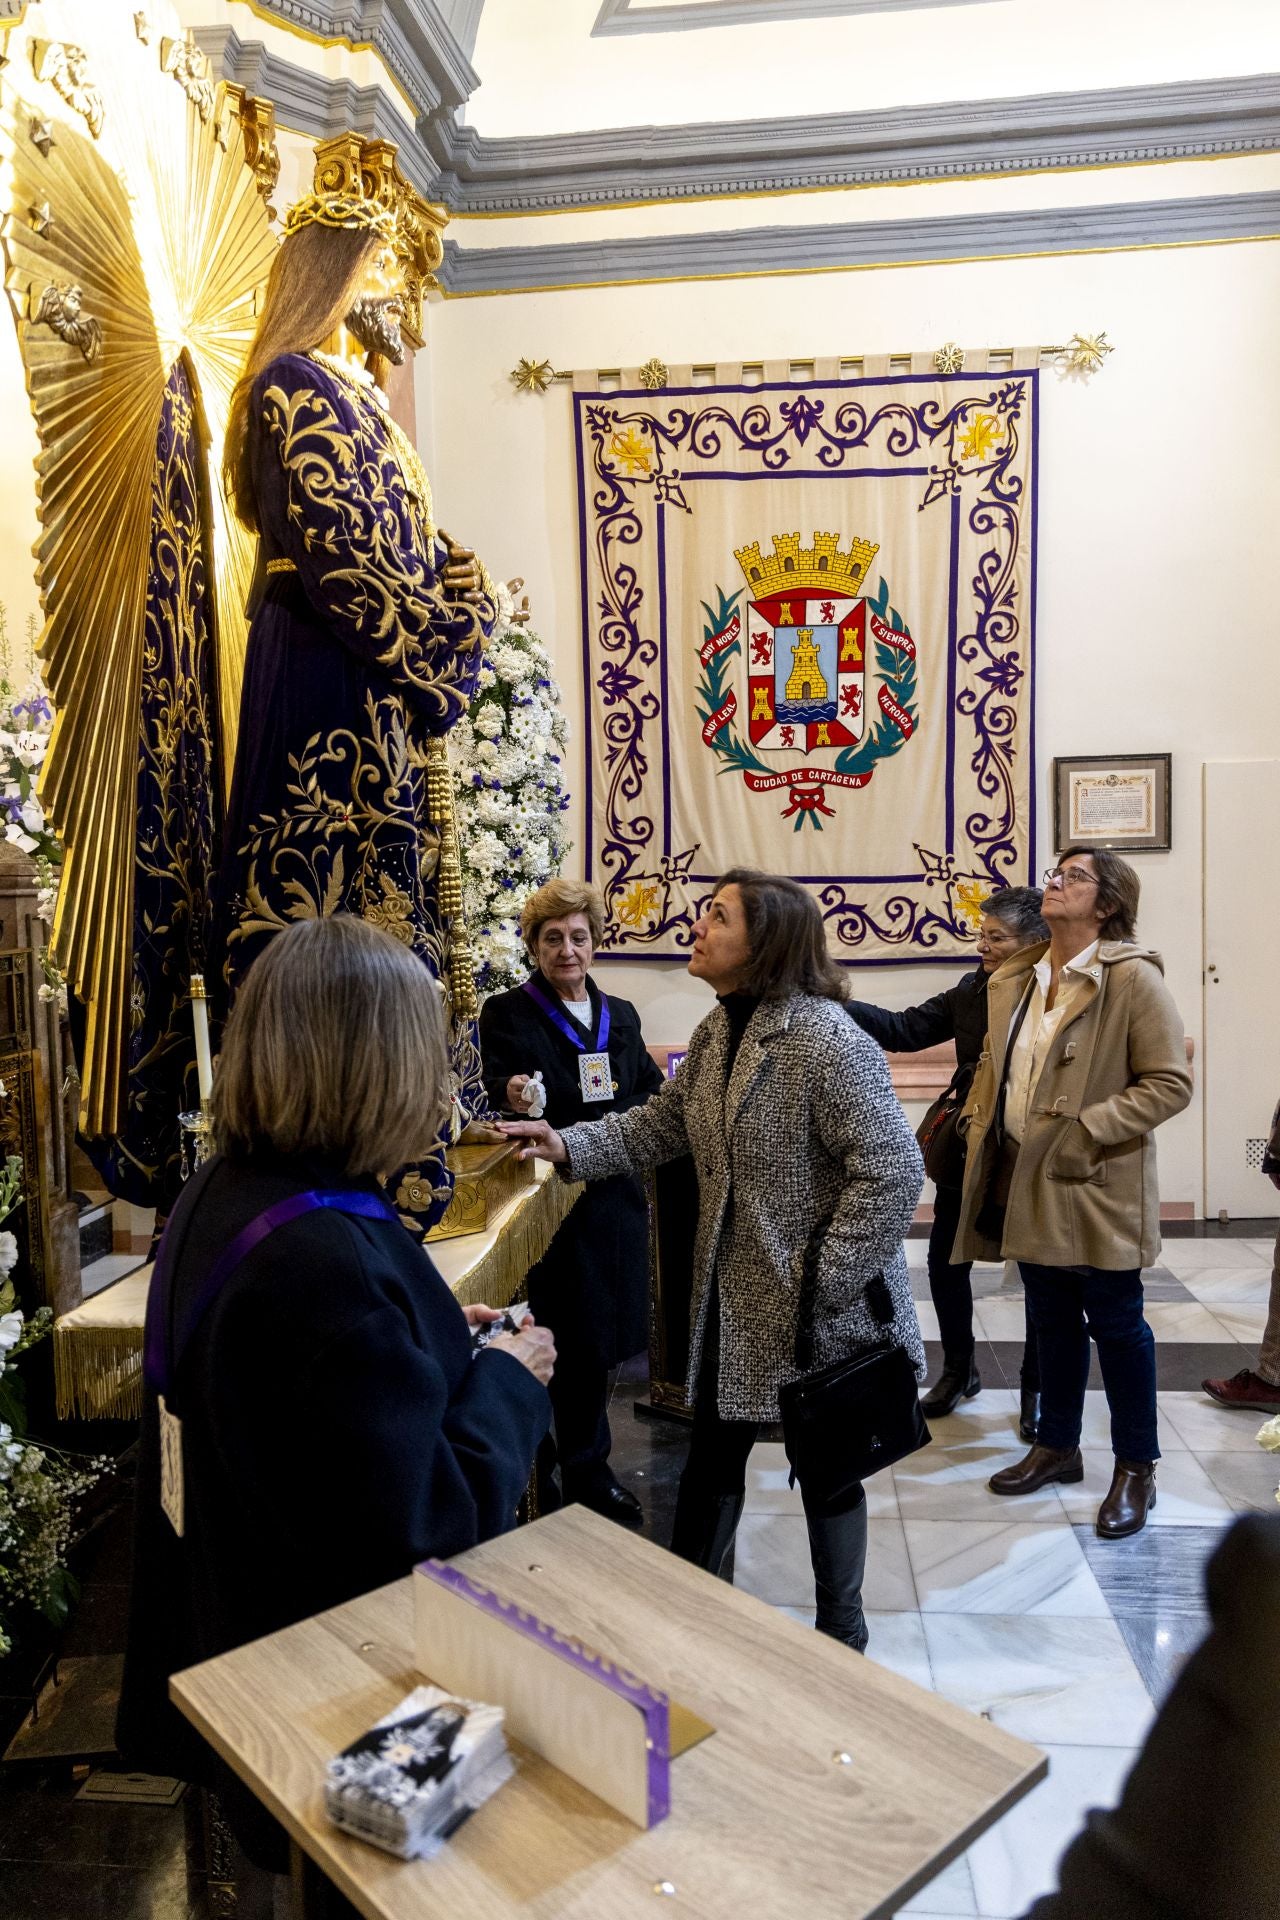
[1043,865,1099,889]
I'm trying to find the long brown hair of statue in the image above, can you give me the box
[224,223,383,534]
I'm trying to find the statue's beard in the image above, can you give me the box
[345,294,405,366]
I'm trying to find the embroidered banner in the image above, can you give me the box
[574,359,1037,962]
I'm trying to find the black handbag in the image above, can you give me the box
[916,1060,975,1188]
[778,1223,931,1506]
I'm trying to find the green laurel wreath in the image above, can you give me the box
[695,580,919,799]
[833,575,918,779]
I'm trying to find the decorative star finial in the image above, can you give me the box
[28,201,54,238]
[638,356,669,391]
[1064,331,1114,375]
[134,10,152,42]
[29,117,54,157]
[933,342,965,375]
[510,356,557,395]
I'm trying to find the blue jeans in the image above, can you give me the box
[1019,1263,1160,1463]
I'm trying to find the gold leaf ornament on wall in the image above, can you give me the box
[1,0,278,1134]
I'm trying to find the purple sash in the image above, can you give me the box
[144,1187,398,1401]
[521,977,611,1054]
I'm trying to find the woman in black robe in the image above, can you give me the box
[117,916,553,1869]
[479,879,663,1529]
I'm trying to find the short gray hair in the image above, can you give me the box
[983,886,1048,943]
[213,916,450,1175]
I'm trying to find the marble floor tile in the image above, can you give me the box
[1143,1300,1241,1342]
[1241,1237,1279,1260]
[898,1851,977,1915]
[917,1390,1020,1449]
[893,1443,1066,1522]
[972,1300,1032,1344]
[1054,1449,1232,1527]
[904,1519,1110,1618]
[777,1607,935,1690]
[1177,1266,1273,1306]
[79,1252,147,1299]
[1159,1238,1269,1271]
[732,1513,917,1611]
[1071,1521,1221,1618]
[1197,1448,1280,1512]
[741,1441,899,1518]
[1113,1610,1208,1706]
[1157,1389,1277,1452]
[915,1301,941,1342]
[920,1614,1155,1746]
[963,1742,1138,1918]
[1134,1265,1194,1302]
[1204,1302,1269,1343]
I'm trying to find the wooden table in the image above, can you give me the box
[171,1507,1045,1920]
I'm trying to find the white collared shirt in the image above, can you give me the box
[1004,941,1101,1144]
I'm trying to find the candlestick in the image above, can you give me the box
[189,971,214,1104]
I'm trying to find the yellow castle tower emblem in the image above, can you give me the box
[784,627,829,703]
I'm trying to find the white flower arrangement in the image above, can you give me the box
[0,605,65,1013]
[0,1107,102,1655]
[453,593,572,995]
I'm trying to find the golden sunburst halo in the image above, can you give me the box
[1,0,277,1132]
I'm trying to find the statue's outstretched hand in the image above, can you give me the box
[504,576,532,626]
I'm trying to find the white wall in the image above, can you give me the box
[420,233,1280,1208]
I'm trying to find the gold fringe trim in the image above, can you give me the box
[51,1175,583,1417]
[53,1323,144,1422]
[449,1173,583,1311]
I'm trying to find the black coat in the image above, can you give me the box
[1023,1514,1280,1919]
[117,1151,548,1852]
[479,974,664,1369]
[849,965,989,1075]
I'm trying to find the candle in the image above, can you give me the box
[189,972,214,1105]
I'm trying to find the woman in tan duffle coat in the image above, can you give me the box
[952,846,1191,1539]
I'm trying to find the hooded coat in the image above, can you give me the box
[559,993,925,1423]
[953,941,1191,1272]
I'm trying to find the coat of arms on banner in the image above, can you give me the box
[698,532,918,828]
[573,364,1037,963]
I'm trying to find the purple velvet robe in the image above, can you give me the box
[215,352,495,1220]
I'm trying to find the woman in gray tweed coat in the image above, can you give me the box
[505,869,925,1653]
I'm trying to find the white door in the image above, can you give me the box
[1203,759,1280,1220]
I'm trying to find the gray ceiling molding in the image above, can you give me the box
[436,187,1280,294]
[594,0,1002,31]
[426,74,1280,213]
[438,0,487,58]
[243,0,478,110]
[195,26,440,197]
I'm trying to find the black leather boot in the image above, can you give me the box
[920,1351,981,1418]
[806,1500,869,1653]
[669,1481,745,1580]
[1018,1386,1041,1444]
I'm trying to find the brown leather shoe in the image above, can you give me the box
[989,1444,1084,1496]
[1096,1460,1157,1539]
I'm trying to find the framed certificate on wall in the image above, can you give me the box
[1053,752,1172,853]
